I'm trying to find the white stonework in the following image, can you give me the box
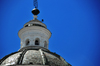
[18,19,51,49]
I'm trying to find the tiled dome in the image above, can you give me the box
[0,46,71,66]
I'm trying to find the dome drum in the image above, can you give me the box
[18,26,51,39]
[18,26,51,49]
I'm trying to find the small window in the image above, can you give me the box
[32,24,45,28]
[44,41,47,48]
[32,24,35,26]
[26,39,30,45]
[25,25,28,27]
[35,38,39,45]
[29,62,33,65]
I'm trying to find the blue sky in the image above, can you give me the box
[0,0,100,66]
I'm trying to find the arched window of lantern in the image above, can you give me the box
[44,41,47,48]
[25,24,28,27]
[35,38,40,45]
[26,39,30,46]
[29,62,33,65]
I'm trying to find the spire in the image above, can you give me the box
[32,0,40,17]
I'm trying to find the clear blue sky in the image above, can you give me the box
[0,0,100,66]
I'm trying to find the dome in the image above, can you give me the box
[0,47,71,66]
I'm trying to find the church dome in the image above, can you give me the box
[0,3,71,65]
[0,47,71,66]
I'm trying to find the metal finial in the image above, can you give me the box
[33,0,38,8]
[33,15,38,20]
[32,0,40,15]
[32,8,40,15]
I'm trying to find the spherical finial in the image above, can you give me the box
[32,8,40,15]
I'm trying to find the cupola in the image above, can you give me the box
[18,8,51,49]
